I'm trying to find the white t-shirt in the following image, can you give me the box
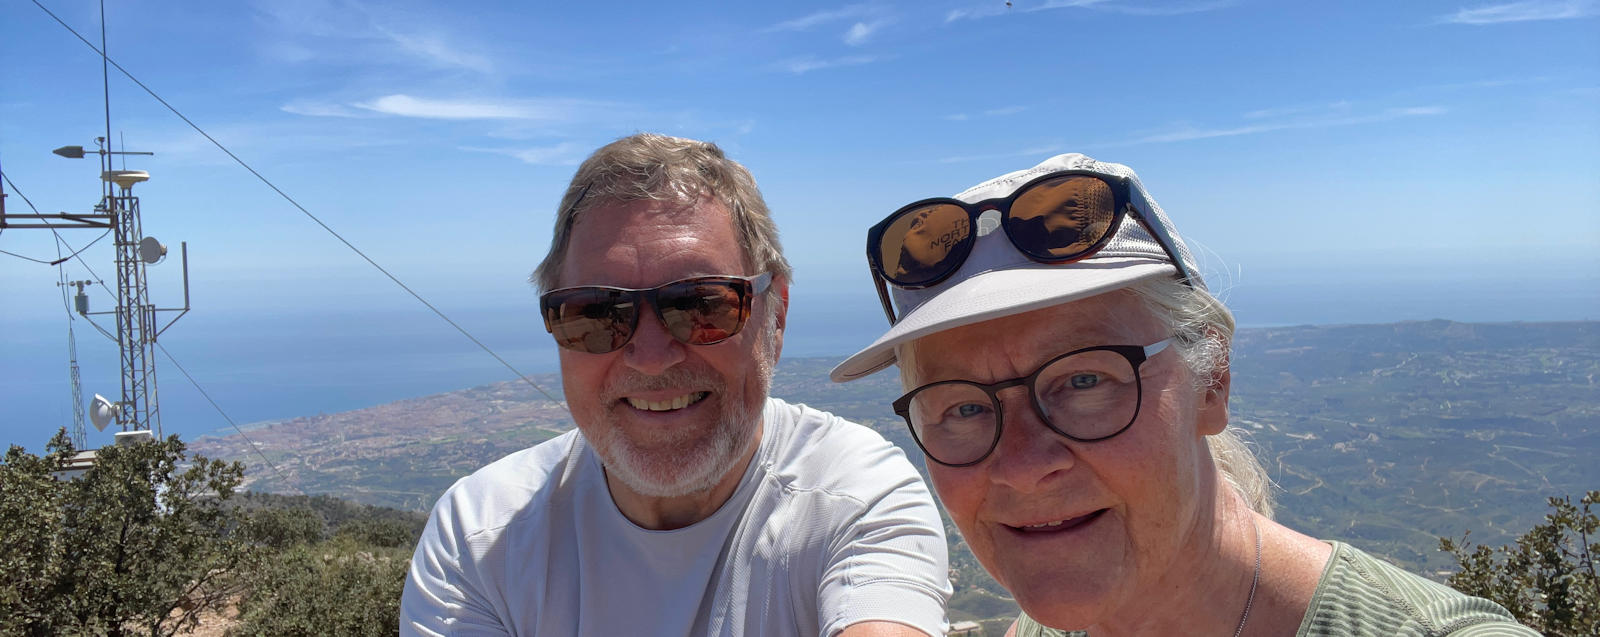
[401,397,951,637]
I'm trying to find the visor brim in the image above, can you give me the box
[830,257,1176,381]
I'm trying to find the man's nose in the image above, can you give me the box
[623,304,687,375]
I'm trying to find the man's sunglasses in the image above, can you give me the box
[866,170,1195,323]
[540,273,772,354]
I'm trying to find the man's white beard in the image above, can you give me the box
[588,356,772,499]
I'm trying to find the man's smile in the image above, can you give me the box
[624,391,711,412]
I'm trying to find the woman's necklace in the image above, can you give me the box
[1232,516,1262,637]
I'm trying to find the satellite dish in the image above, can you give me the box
[101,170,149,190]
[139,236,167,264]
[89,394,119,431]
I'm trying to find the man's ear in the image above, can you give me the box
[1197,349,1231,436]
[768,276,790,360]
[774,276,789,330]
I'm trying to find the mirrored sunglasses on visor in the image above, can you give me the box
[866,170,1197,324]
[540,273,772,354]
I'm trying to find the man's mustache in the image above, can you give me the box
[598,366,721,401]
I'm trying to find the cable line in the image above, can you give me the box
[53,216,88,447]
[0,171,112,265]
[155,341,307,496]
[0,247,56,264]
[0,155,44,233]
[7,225,113,266]
[13,4,350,494]
[30,0,559,403]
[41,227,306,495]
[2,169,116,341]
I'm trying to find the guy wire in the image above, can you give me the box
[30,0,560,404]
[46,227,307,496]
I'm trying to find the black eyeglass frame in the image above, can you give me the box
[539,272,773,354]
[865,170,1197,324]
[892,338,1172,467]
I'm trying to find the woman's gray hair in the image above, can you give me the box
[1126,276,1276,519]
[531,133,793,308]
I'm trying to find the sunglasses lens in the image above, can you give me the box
[878,203,972,286]
[657,279,750,345]
[1006,175,1117,260]
[544,288,637,354]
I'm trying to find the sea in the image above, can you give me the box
[3,271,1597,450]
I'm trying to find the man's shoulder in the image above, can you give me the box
[766,396,894,444]
[427,430,588,537]
[762,397,923,500]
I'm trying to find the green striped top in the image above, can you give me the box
[1013,541,1538,636]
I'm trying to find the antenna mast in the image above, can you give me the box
[0,1,191,439]
[57,280,96,448]
[68,319,87,448]
[106,166,163,434]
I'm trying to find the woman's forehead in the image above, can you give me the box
[907,291,1161,379]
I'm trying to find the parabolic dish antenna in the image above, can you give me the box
[90,394,119,432]
[101,170,149,190]
[139,236,167,264]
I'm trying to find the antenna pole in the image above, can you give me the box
[109,179,160,435]
[1,1,189,442]
[100,0,112,185]
[67,322,86,448]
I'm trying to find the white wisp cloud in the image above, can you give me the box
[1442,0,1598,24]
[350,95,601,121]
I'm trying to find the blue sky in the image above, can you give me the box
[2,1,1598,444]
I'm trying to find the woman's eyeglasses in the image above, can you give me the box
[540,273,771,354]
[894,339,1171,467]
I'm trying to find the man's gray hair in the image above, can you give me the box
[531,133,793,302]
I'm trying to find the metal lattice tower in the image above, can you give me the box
[60,279,97,447]
[67,323,87,448]
[0,3,188,442]
[2,153,189,440]
[103,173,161,433]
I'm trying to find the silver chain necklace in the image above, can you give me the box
[1232,516,1262,637]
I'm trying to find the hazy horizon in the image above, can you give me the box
[5,272,1596,451]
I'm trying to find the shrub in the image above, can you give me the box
[230,539,408,637]
[0,429,248,637]
[332,518,418,550]
[239,507,326,550]
[1441,490,1598,637]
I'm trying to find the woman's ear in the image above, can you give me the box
[1197,350,1231,436]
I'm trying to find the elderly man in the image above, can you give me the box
[401,133,950,636]
[834,154,1535,636]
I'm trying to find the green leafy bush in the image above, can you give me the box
[1441,490,1599,637]
[0,429,248,637]
[1,430,435,636]
[238,507,326,550]
[332,518,417,549]
[230,539,408,637]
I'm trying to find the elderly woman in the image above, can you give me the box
[832,154,1535,636]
